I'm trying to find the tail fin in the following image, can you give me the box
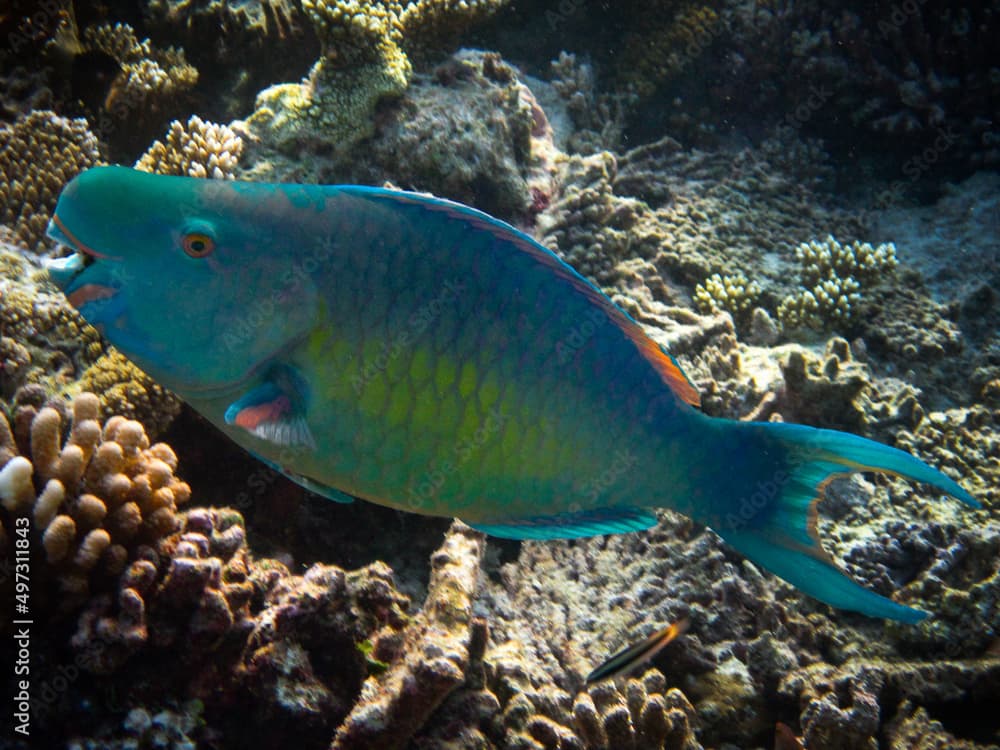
[713,421,978,623]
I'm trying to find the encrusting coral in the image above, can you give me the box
[0,110,101,252]
[135,115,244,179]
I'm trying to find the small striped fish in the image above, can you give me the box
[585,617,690,684]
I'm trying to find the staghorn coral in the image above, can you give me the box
[135,115,244,179]
[0,110,101,252]
[777,236,897,332]
[0,393,191,614]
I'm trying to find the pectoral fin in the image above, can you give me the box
[225,366,315,449]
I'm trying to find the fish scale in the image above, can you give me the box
[45,166,978,623]
[296,194,668,518]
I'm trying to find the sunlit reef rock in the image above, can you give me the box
[241,0,507,169]
[238,49,558,223]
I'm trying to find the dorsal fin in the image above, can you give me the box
[345,188,701,408]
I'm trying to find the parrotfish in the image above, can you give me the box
[586,617,690,685]
[45,166,977,623]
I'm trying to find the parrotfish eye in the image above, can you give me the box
[182,232,215,258]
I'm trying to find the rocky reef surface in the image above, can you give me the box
[1,1,998,749]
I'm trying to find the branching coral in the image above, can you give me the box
[777,236,897,331]
[72,506,258,673]
[615,2,722,101]
[694,273,762,328]
[0,111,101,252]
[82,22,197,115]
[135,115,244,179]
[549,51,629,154]
[141,0,317,125]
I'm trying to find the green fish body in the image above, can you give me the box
[46,166,977,622]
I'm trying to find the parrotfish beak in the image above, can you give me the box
[44,214,120,309]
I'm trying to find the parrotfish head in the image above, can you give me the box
[45,166,320,394]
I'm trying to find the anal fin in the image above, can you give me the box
[468,506,657,540]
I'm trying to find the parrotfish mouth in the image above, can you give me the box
[44,213,120,308]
